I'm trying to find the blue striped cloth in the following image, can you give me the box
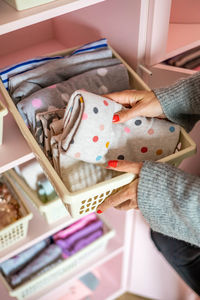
[71,38,108,55]
[0,56,63,90]
[0,38,108,90]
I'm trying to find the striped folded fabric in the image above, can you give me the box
[70,38,108,55]
[0,38,108,90]
[0,55,63,90]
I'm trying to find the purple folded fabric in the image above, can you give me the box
[55,219,103,250]
[62,229,103,257]
[53,213,97,241]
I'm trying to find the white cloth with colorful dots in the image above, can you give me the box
[53,90,180,170]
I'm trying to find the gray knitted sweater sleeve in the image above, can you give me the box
[138,72,200,246]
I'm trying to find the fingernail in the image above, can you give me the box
[108,160,118,168]
[112,114,120,122]
[97,210,103,214]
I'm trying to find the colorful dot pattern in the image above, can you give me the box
[66,91,179,167]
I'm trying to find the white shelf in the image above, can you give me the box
[166,23,200,60]
[0,0,105,35]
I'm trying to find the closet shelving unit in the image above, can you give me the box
[0,0,199,299]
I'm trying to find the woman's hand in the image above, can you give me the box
[96,160,143,213]
[105,90,166,123]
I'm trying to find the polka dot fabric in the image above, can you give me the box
[57,90,180,166]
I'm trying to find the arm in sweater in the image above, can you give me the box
[138,72,200,246]
[153,71,200,132]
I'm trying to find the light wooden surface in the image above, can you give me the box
[117,292,153,300]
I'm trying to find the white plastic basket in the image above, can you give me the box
[0,172,33,251]
[0,45,196,219]
[3,0,56,11]
[0,218,115,300]
[0,101,8,146]
[9,169,69,224]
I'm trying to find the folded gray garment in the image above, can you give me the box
[17,63,129,133]
[10,49,113,103]
[167,46,200,66]
[0,238,50,277]
[10,244,62,287]
[183,56,200,69]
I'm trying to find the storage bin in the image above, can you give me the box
[3,0,56,11]
[10,169,70,224]
[0,217,115,300]
[0,172,33,251]
[0,45,196,219]
[0,101,8,146]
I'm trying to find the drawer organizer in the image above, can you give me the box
[3,0,56,11]
[0,45,196,219]
[0,218,115,300]
[0,172,33,251]
[10,169,69,225]
[0,101,8,146]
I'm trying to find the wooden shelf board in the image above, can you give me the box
[0,0,105,35]
[166,23,200,60]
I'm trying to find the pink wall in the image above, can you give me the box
[170,0,200,23]
[0,20,53,57]
[53,0,141,69]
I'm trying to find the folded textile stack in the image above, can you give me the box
[0,214,105,289]
[53,213,104,258]
[0,178,22,229]
[165,46,200,70]
[0,238,63,287]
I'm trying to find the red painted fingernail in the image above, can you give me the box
[97,210,102,214]
[112,114,120,122]
[108,160,118,168]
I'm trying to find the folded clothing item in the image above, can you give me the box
[10,49,113,102]
[0,55,63,90]
[9,244,62,287]
[36,175,57,203]
[0,38,107,91]
[17,63,129,133]
[53,213,97,240]
[70,38,108,55]
[62,229,103,258]
[55,90,180,167]
[55,219,103,257]
[0,179,22,230]
[165,46,200,68]
[60,158,116,193]
[0,238,50,276]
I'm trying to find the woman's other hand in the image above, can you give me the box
[105,90,166,123]
[96,160,143,213]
